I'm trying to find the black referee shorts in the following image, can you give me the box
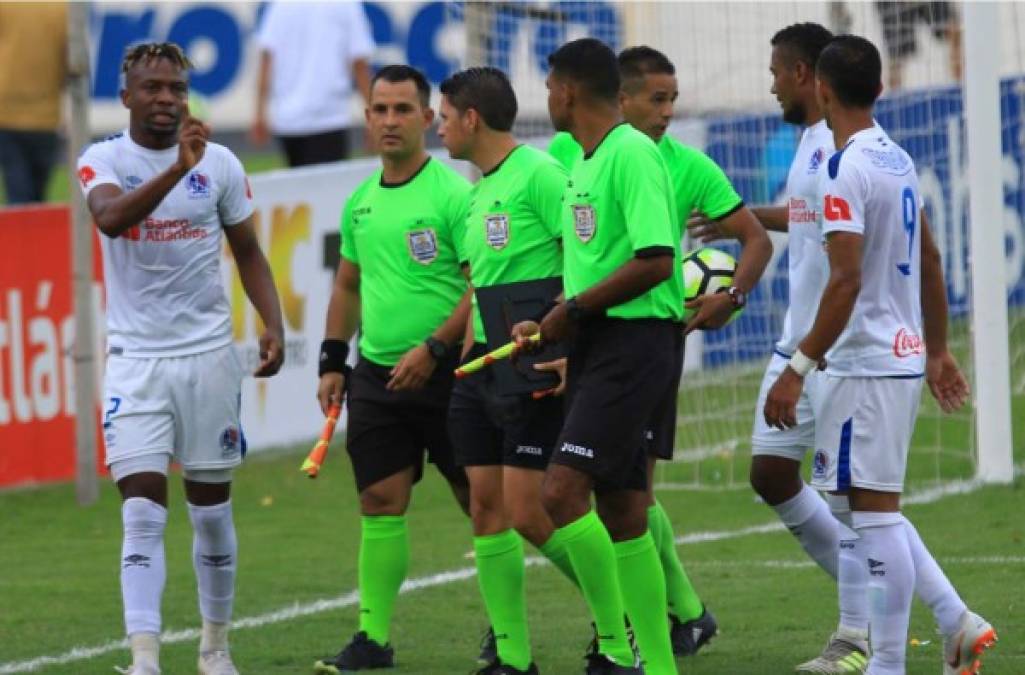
[448,343,563,470]
[345,354,467,494]
[551,318,679,493]
[645,325,684,461]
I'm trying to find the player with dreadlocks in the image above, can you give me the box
[77,42,285,675]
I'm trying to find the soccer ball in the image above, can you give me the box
[681,247,741,323]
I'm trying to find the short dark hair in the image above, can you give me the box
[372,65,431,108]
[816,35,882,108]
[122,42,193,77]
[770,22,834,69]
[439,67,518,132]
[547,38,619,102]
[618,46,675,92]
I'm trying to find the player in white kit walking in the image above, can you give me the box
[77,43,285,675]
[763,35,996,675]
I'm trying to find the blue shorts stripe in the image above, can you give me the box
[837,417,853,491]
[773,348,792,359]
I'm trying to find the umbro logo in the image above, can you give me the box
[201,554,233,568]
[123,554,151,568]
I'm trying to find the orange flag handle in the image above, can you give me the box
[300,402,342,478]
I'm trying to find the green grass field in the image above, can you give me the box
[2,361,1023,674]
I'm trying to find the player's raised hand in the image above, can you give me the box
[926,350,970,413]
[763,367,804,429]
[387,343,435,391]
[254,328,284,377]
[687,210,730,243]
[177,103,211,170]
[317,372,346,417]
[532,357,567,398]
[683,291,735,335]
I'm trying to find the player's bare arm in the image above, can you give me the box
[386,286,473,392]
[88,116,210,238]
[920,211,970,412]
[225,217,284,378]
[764,231,862,429]
[685,206,772,334]
[250,50,272,146]
[317,259,361,414]
[688,204,789,241]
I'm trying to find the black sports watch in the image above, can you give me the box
[720,286,747,309]
[424,336,448,360]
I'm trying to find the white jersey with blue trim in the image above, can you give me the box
[815,124,925,377]
[77,131,254,357]
[775,119,834,356]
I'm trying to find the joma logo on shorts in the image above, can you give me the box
[516,445,543,456]
[560,443,593,458]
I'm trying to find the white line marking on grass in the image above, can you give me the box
[684,556,1025,570]
[2,469,1019,674]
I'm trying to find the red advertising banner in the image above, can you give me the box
[0,205,104,488]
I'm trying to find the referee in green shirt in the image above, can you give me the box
[313,65,473,674]
[437,67,578,675]
[550,46,771,658]
[515,38,681,675]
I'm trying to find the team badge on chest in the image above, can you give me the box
[485,214,510,250]
[572,204,596,242]
[408,228,439,264]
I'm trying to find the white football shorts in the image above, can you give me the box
[751,351,819,460]
[102,344,246,477]
[809,374,923,493]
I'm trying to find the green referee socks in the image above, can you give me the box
[474,530,532,671]
[616,532,676,675]
[538,527,580,588]
[649,501,704,622]
[558,511,635,667]
[358,515,409,645]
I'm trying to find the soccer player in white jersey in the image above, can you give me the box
[77,43,284,675]
[763,35,997,675]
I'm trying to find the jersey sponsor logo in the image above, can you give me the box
[812,449,828,479]
[892,328,923,357]
[140,217,205,242]
[788,197,818,224]
[823,194,852,222]
[807,147,826,174]
[560,442,593,458]
[219,425,240,456]
[124,225,142,241]
[484,213,510,250]
[572,204,596,242]
[186,171,211,199]
[78,165,96,187]
[407,228,439,264]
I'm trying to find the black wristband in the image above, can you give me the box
[533,299,559,322]
[318,339,350,377]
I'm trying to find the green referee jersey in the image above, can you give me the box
[563,123,683,321]
[340,157,471,366]
[463,145,567,343]
[550,131,743,235]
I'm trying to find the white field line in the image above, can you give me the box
[1,470,1019,674]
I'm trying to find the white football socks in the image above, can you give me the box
[903,515,967,637]
[188,499,237,652]
[836,520,870,638]
[773,483,841,578]
[853,510,914,675]
[121,497,167,637]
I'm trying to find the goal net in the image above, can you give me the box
[444,1,1023,491]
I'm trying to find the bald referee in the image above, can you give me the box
[312,65,473,673]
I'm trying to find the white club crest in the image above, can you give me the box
[407,228,439,264]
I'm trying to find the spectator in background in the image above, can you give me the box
[251,1,374,167]
[0,2,67,204]
[875,1,962,89]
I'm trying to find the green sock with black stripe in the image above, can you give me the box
[616,531,675,675]
[650,500,704,621]
[474,529,532,670]
[358,515,409,645]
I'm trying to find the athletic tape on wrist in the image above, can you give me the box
[319,339,350,377]
[789,349,815,377]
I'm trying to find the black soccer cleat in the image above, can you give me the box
[669,606,718,656]
[583,653,644,674]
[477,627,498,665]
[475,658,540,674]
[313,631,394,672]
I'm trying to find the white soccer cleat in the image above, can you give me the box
[943,610,997,675]
[198,650,240,675]
[795,632,869,673]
